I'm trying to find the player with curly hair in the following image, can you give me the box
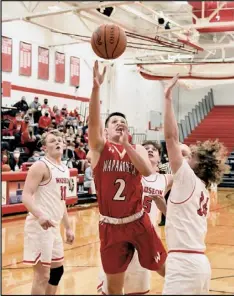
[154,75,230,295]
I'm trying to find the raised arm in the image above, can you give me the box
[164,75,183,174]
[88,61,106,152]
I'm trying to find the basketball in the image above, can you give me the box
[91,24,127,59]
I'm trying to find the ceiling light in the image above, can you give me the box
[158,17,165,25]
[48,5,61,11]
[165,22,171,30]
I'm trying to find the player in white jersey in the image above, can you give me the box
[22,130,75,295]
[160,75,229,294]
[98,140,173,295]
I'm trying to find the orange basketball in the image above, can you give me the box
[91,24,127,59]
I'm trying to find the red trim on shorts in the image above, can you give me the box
[52,256,64,261]
[101,289,150,295]
[169,182,196,204]
[41,261,51,266]
[97,281,103,290]
[23,253,41,265]
[168,250,205,254]
[127,290,150,295]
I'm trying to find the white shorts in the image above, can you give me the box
[163,252,211,295]
[98,251,151,295]
[23,216,64,267]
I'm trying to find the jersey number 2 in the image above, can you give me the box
[60,186,67,201]
[113,179,126,201]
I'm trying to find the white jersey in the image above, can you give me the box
[28,157,70,224]
[165,160,210,253]
[141,173,169,226]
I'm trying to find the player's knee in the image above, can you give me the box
[48,265,64,286]
[34,264,50,283]
[107,284,123,295]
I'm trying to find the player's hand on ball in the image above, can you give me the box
[165,74,179,99]
[93,60,107,88]
[65,228,75,245]
[38,216,55,230]
[149,195,167,215]
[118,124,129,145]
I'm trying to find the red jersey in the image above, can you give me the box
[93,141,143,218]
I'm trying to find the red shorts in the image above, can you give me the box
[99,212,167,274]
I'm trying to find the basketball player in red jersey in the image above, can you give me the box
[98,141,173,295]
[89,61,167,295]
[22,130,75,295]
[161,75,229,294]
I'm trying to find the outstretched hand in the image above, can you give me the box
[149,195,167,215]
[164,74,179,100]
[93,60,107,89]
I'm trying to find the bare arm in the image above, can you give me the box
[88,61,106,151]
[22,161,46,218]
[164,75,183,174]
[123,143,153,176]
[62,202,75,244]
[165,174,173,194]
[62,202,70,230]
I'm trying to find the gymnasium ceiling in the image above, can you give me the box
[2,1,234,66]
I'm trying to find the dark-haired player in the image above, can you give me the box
[88,61,167,295]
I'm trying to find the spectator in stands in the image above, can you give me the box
[9,149,23,171]
[77,120,84,131]
[13,96,29,114]
[82,116,89,136]
[55,110,63,125]
[2,163,11,172]
[8,111,22,136]
[66,125,76,143]
[21,125,39,156]
[83,128,88,144]
[38,111,51,133]
[51,105,59,118]
[72,119,78,134]
[69,107,81,121]
[27,151,42,163]
[2,152,10,166]
[63,141,75,168]
[41,98,52,115]
[26,109,39,135]
[29,97,41,123]
[84,160,96,194]
[74,142,87,172]
[61,104,68,116]
[21,115,30,133]
[50,118,57,129]
[29,96,41,112]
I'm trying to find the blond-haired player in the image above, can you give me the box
[161,75,229,294]
[98,140,173,294]
[22,130,75,295]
